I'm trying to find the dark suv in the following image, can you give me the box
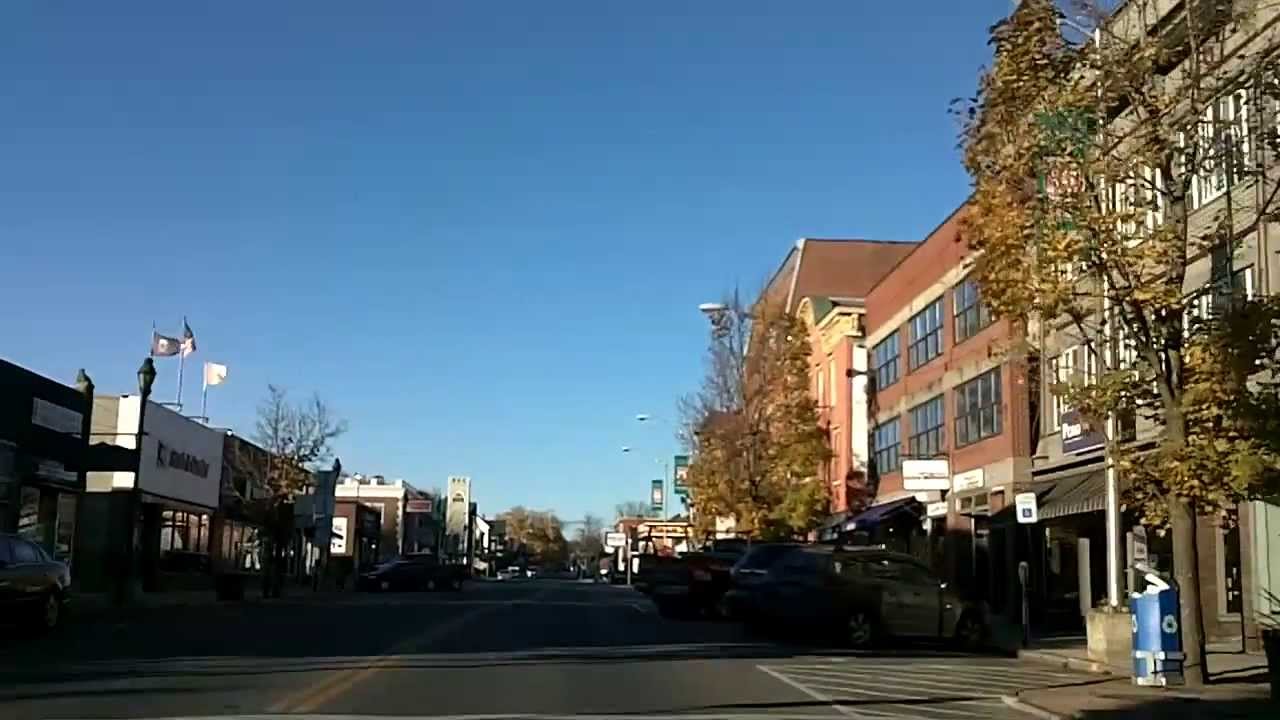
[0,533,71,631]
[743,545,986,650]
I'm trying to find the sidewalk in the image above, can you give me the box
[1011,638,1274,718]
[1009,677,1274,719]
[70,586,355,623]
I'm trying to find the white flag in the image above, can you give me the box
[203,362,228,388]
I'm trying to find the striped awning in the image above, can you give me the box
[1037,471,1106,520]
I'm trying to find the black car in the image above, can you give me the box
[0,533,70,632]
[357,553,467,592]
[719,542,804,620]
[745,545,987,650]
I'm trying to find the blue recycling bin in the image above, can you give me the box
[1131,573,1184,687]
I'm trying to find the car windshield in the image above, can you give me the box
[6,3,1258,719]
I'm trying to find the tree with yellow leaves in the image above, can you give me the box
[959,0,1280,682]
[680,294,831,540]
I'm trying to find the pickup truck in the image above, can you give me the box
[646,539,749,619]
[356,553,468,592]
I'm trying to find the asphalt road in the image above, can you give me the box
[0,579,1094,719]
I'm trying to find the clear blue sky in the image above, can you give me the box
[1,1,1010,522]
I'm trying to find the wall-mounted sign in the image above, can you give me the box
[903,459,952,491]
[1015,492,1039,524]
[650,479,664,514]
[925,501,949,518]
[952,468,985,493]
[331,516,348,555]
[1061,409,1106,454]
[31,398,82,437]
[604,531,627,548]
[406,499,433,513]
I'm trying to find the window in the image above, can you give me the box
[1191,89,1250,209]
[1048,346,1076,432]
[775,550,829,578]
[955,368,1003,447]
[872,418,901,474]
[908,395,945,458]
[160,510,210,554]
[828,359,838,406]
[953,278,992,343]
[872,332,900,390]
[908,299,944,370]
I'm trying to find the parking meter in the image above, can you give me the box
[1018,561,1030,647]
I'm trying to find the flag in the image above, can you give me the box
[151,332,181,357]
[203,362,228,389]
[181,319,197,357]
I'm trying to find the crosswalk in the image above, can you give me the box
[756,656,1093,719]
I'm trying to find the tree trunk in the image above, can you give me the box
[1169,495,1209,685]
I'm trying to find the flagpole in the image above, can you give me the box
[201,363,209,425]
[176,342,186,411]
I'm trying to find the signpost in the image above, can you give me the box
[1015,492,1039,524]
[902,458,951,491]
[604,531,627,549]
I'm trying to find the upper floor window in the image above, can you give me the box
[1186,89,1250,210]
[908,395,945,459]
[955,367,1002,448]
[908,298,944,370]
[953,277,993,343]
[872,332,900,390]
[871,418,901,475]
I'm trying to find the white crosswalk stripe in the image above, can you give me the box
[757,655,1095,719]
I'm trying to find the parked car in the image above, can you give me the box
[0,533,70,632]
[646,538,752,619]
[743,545,987,650]
[720,542,806,621]
[496,567,519,581]
[357,553,467,592]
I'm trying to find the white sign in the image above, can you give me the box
[952,468,985,493]
[604,531,627,548]
[925,501,949,518]
[93,398,223,509]
[331,516,349,554]
[1015,492,1039,524]
[1132,525,1148,563]
[31,398,83,437]
[902,459,952,491]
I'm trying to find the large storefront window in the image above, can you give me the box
[160,510,211,554]
[220,520,262,572]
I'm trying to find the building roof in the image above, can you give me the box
[761,239,918,313]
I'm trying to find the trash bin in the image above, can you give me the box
[1131,566,1184,687]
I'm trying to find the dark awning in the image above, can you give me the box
[841,497,921,532]
[1039,471,1106,520]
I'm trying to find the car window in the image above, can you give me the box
[859,558,936,585]
[774,550,829,578]
[0,538,11,565]
[737,545,796,571]
[11,539,40,564]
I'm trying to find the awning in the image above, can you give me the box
[1038,471,1106,520]
[841,497,921,532]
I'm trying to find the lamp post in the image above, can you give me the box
[117,358,156,605]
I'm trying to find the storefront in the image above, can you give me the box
[331,499,382,586]
[82,395,222,593]
[0,360,91,567]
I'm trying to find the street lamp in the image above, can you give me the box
[118,357,156,605]
[138,357,157,397]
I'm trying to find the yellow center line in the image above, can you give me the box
[268,588,556,713]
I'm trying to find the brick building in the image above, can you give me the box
[859,205,1035,611]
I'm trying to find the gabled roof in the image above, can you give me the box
[761,239,918,313]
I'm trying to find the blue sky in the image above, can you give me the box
[1,1,1011,522]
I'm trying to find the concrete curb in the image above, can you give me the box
[1018,649,1116,676]
[1001,694,1071,720]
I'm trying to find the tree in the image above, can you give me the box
[958,0,1280,683]
[568,514,606,569]
[245,384,347,595]
[614,501,650,519]
[680,293,831,540]
[497,506,569,564]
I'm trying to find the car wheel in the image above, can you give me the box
[954,613,986,652]
[40,593,61,631]
[844,610,878,649]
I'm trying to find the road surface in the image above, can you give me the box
[1,579,1092,719]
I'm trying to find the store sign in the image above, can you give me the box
[1061,409,1106,454]
[925,501,949,518]
[604,531,627,548]
[952,468,985,492]
[137,401,222,509]
[902,459,952,491]
[31,398,82,437]
[406,499,433,513]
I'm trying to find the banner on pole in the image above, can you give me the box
[673,454,690,496]
[650,479,664,515]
